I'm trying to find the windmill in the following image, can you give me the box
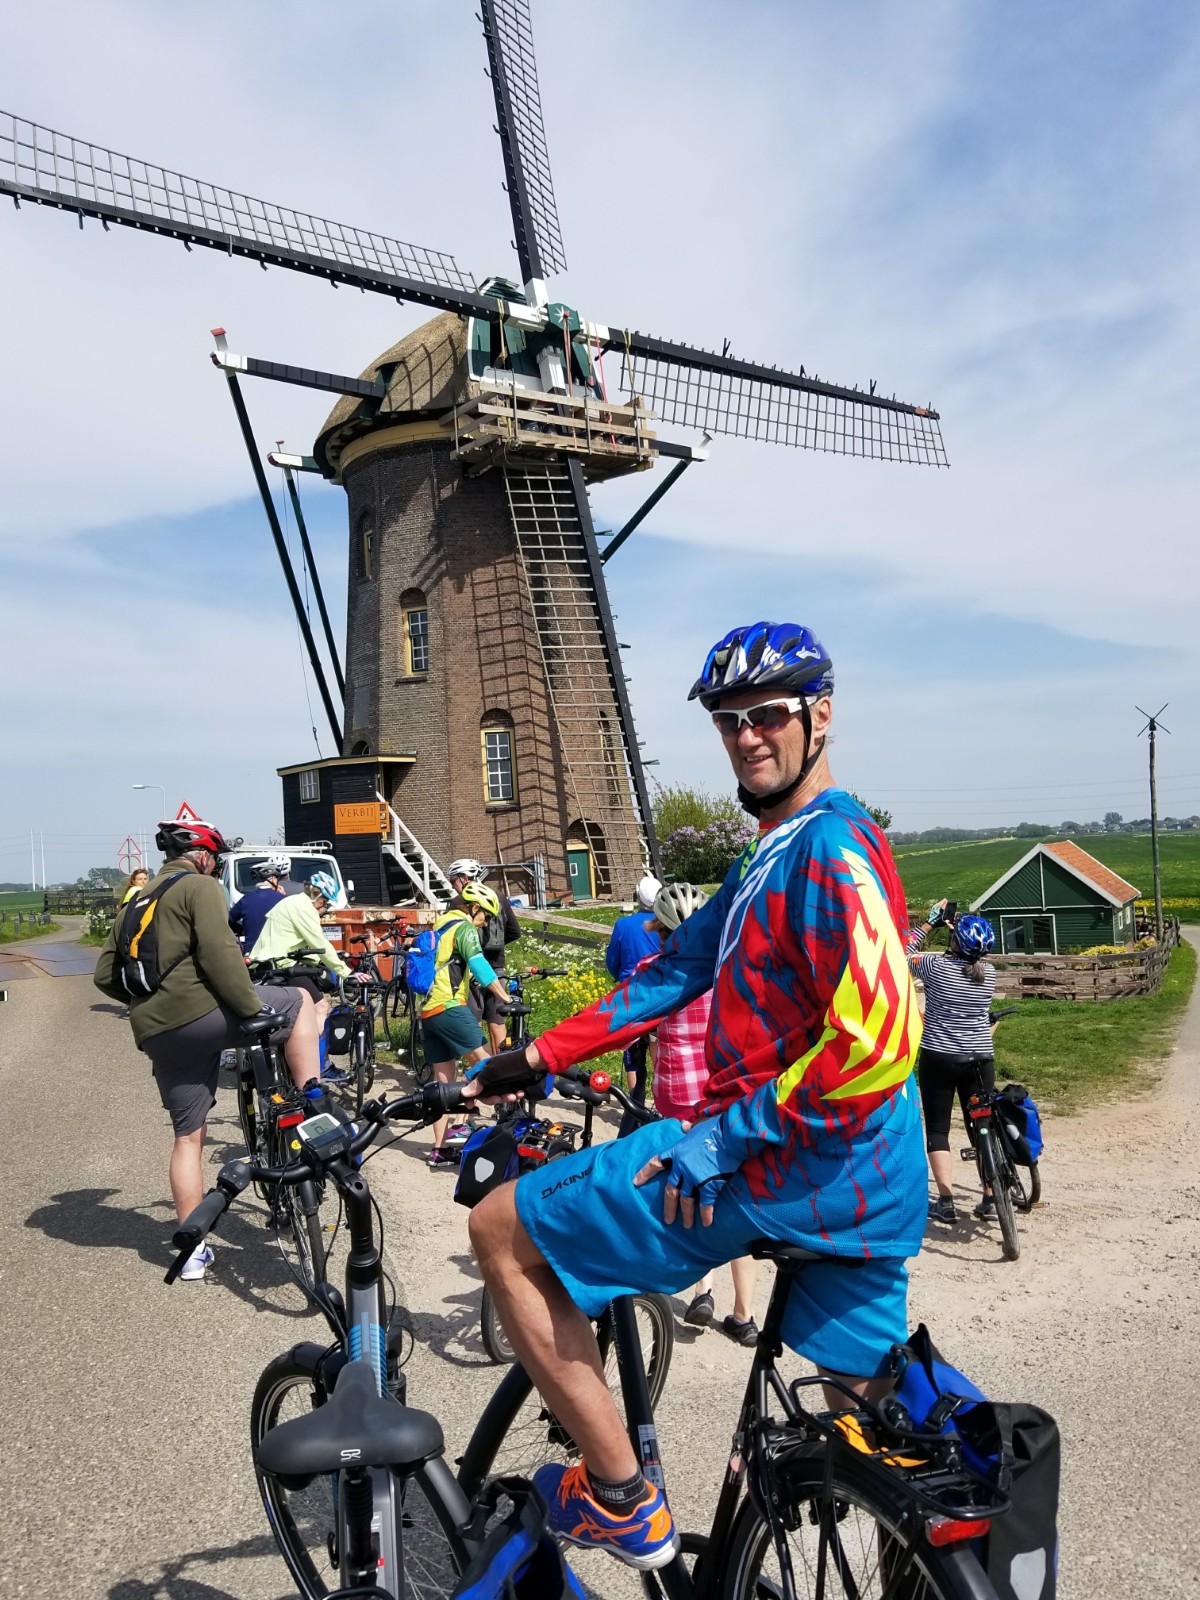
[0,0,947,907]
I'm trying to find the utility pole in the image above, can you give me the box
[1136,704,1170,942]
[30,828,36,892]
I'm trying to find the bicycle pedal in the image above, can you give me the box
[960,1148,975,1161]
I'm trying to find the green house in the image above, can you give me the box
[970,840,1140,954]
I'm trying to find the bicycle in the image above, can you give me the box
[232,1009,332,1291]
[166,1081,478,1599]
[461,1075,1009,1600]
[960,1010,1042,1263]
[347,923,413,1054]
[327,970,381,1114]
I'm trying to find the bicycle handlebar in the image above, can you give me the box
[164,1083,467,1283]
[553,1064,659,1125]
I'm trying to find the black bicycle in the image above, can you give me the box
[232,1011,331,1291]
[167,1082,478,1599]
[347,923,413,1054]
[460,1072,1008,1600]
[961,1010,1042,1262]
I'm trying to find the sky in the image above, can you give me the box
[2,0,1197,882]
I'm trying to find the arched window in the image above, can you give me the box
[398,587,429,676]
[481,710,517,806]
[349,738,372,756]
[356,509,375,581]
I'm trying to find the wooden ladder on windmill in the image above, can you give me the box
[375,791,455,910]
[504,459,654,892]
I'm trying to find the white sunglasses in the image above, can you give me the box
[710,696,808,736]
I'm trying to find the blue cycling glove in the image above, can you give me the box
[660,1115,742,1213]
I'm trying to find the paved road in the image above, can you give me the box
[4,937,1198,1597]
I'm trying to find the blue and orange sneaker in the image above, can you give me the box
[533,1462,678,1571]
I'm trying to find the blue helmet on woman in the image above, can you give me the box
[952,914,995,959]
[688,621,834,710]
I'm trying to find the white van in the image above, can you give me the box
[219,845,350,911]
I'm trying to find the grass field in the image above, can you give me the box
[893,831,1200,915]
[0,890,42,914]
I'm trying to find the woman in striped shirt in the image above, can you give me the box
[649,884,760,1345]
[907,903,998,1225]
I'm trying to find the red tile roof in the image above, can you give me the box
[1042,840,1140,905]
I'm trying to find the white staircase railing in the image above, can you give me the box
[375,791,453,909]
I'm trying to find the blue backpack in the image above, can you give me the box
[997,1083,1044,1165]
[404,917,466,999]
[888,1326,1059,1600]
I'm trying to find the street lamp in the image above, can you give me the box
[133,784,167,867]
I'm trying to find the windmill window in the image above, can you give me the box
[298,768,320,804]
[481,713,516,806]
[399,589,430,675]
[357,511,375,581]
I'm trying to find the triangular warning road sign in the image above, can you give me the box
[175,800,201,823]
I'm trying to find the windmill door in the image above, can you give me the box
[567,846,594,902]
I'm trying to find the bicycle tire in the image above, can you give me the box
[479,1286,514,1365]
[1011,1160,1041,1211]
[458,1292,675,1493]
[381,976,406,1052]
[250,1350,470,1600]
[724,1446,998,1600]
[289,1176,329,1293]
[980,1132,1020,1262]
[351,1017,374,1115]
[410,995,432,1087]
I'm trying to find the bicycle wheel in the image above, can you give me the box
[251,1351,469,1600]
[724,1446,995,1600]
[411,995,432,1087]
[980,1132,1020,1262]
[351,1016,375,1114]
[269,1121,328,1291]
[381,976,407,1051]
[459,1292,675,1492]
[479,1286,514,1365]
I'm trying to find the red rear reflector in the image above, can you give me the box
[927,1516,989,1547]
[590,1071,611,1093]
[517,1146,546,1161]
[277,1112,305,1128]
[968,1107,991,1120]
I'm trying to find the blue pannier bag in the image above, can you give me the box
[453,1114,536,1210]
[997,1083,1044,1165]
[454,1477,585,1600]
[888,1326,1059,1600]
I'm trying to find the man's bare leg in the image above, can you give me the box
[470,1182,638,1482]
[169,1124,206,1222]
[282,992,321,1090]
[730,1255,758,1323]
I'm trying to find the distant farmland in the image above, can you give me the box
[892,832,1200,916]
[0,890,43,914]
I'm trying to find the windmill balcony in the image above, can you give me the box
[450,385,656,480]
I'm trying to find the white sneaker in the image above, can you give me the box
[179,1243,214,1282]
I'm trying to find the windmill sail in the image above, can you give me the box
[0,109,486,315]
[616,330,948,466]
[479,0,566,283]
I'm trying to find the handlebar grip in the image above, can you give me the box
[989,1007,1020,1024]
[172,1186,231,1253]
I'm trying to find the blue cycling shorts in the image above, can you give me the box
[514,1119,909,1379]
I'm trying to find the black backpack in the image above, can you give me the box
[479,907,506,959]
[115,873,190,997]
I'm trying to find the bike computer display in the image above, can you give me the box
[296,1112,352,1159]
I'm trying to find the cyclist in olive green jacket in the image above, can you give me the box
[94,820,321,1280]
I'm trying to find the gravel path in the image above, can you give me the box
[3,934,1197,1597]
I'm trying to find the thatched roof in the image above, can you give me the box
[314,311,468,477]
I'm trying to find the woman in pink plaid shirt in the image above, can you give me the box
[647,884,760,1345]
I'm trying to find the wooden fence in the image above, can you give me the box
[991,921,1180,1001]
[44,889,117,915]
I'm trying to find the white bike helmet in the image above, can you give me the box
[635,874,663,911]
[252,854,291,882]
[446,857,486,882]
[652,883,709,931]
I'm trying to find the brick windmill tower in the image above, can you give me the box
[2,0,948,906]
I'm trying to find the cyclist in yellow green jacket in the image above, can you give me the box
[422,881,512,1169]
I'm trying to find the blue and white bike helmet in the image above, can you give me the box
[688,621,834,711]
[952,914,995,959]
[307,871,339,903]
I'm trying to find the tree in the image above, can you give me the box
[1103,811,1123,832]
[83,866,124,889]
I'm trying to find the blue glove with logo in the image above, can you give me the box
[659,1115,742,1219]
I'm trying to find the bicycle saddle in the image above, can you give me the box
[257,1361,444,1486]
[747,1238,826,1265]
[239,1010,286,1037]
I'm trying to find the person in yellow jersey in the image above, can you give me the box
[422,881,513,1169]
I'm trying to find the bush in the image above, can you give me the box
[661,814,756,884]
[651,781,742,837]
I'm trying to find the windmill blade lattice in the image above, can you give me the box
[617,335,947,466]
[480,0,566,281]
[0,110,481,311]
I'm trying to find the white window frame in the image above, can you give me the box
[299,768,320,804]
[482,727,515,805]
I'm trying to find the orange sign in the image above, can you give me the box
[334,802,388,836]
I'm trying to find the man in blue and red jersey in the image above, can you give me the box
[467,622,926,1572]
